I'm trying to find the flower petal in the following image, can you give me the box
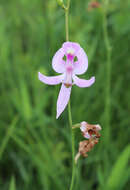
[80,121,87,132]
[73,46,88,75]
[84,132,91,139]
[52,48,65,73]
[80,125,86,132]
[56,84,71,119]
[38,72,64,85]
[73,75,95,88]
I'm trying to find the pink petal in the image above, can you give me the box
[84,132,91,139]
[38,72,63,85]
[80,125,86,132]
[80,121,87,132]
[73,47,88,75]
[56,84,71,119]
[52,48,65,73]
[73,75,95,88]
[62,41,81,53]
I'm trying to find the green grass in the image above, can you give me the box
[0,0,130,189]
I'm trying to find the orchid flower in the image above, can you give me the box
[38,42,95,118]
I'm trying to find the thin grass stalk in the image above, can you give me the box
[102,0,112,145]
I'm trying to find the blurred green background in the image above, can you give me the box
[0,0,130,189]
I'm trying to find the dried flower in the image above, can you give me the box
[88,1,101,11]
[80,121,101,139]
[75,121,101,163]
[38,42,95,118]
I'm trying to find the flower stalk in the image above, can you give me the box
[65,0,70,41]
[68,101,75,190]
[64,0,76,189]
[102,0,112,146]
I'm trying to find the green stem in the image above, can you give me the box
[64,0,76,189]
[102,0,112,145]
[65,0,71,41]
[65,9,69,41]
[68,102,75,190]
[68,101,72,127]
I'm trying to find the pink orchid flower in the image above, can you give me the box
[38,42,95,119]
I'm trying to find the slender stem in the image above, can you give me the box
[65,0,71,41]
[102,0,112,145]
[64,0,76,189]
[68,102,75,190]
[65,10,69,41]
[68,101,72,127]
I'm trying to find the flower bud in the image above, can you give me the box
[56,0,65,8]
[88,1,101,11]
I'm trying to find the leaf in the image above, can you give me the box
[105,145,130,190]
[0,116,18,160]
[9,176,16,190]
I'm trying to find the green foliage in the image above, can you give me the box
[9,177,16,190]
[0,0,130,190]
[105,145,130,190]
